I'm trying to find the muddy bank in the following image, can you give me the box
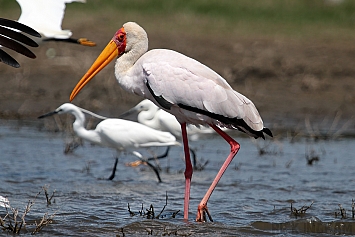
[1,29,354,133]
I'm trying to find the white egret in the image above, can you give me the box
[0,18,40,67]
[38,103,179,181]
[69,22,272,222]
[120,99,215,139]
[16,0,95,46]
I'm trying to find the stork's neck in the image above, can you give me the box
[114,39,148,95]
[115,39,148,75]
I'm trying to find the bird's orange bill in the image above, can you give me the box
[70,40,118,101]
[77,38,97,47]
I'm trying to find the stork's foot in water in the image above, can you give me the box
[196,203,213,222]
[108,157,118,180]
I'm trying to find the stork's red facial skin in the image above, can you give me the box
[70,27,126,101]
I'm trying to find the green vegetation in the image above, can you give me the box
[1,0,354,39]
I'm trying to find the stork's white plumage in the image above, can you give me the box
[16,0,95,46]
[69,22,272,222]
[38,103,179,180]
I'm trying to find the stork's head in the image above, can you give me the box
[70,22,148,101]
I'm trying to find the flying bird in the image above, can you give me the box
[0,18,40,67]
[69,22,273,222]
[16,0,96,46]
[38,103,179,181]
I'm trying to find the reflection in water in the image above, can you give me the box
[1,120,355,236]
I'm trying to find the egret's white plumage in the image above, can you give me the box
[16,0,95,46]
[120,99,214,139]
[39,103,179,180]
[69,22,272,221]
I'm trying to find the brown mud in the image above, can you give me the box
[1,24,354,133]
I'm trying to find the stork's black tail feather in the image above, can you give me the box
[176,102,272,140]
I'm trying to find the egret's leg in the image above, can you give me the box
[196,124,240,222]
[189,148,197,169]
[126,147,171,167]
[142,159,162,183]
[181,122,193,220]
[108,157,119,180]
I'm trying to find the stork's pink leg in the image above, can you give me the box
[181,122,193,220]
[196,124,240,222]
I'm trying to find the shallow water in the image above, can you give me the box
[1,119,355,236]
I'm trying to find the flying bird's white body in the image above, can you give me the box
[17,0,85,39]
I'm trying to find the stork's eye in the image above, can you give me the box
[117,33,125,42]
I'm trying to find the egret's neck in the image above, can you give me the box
[139,104,159,121]
[71,110,101,144]
[71,109,86,132]
[138,107,159,128]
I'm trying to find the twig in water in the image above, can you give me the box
[291,201,313,217]
[155,192,168,219]
[64,136,82,154]
[171,210,180,218]
[117,228,125,237]
[126,192,179,219]
[0,190,55,234]
[251,136,282,156]
[43,185,55,206]
[31,213,55,234]
[193,150,209,171]
[305,145,320,165]
[145,204,155,219]
[139,203,144,216]
[335,204,347,219]
[127,203,135,216]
